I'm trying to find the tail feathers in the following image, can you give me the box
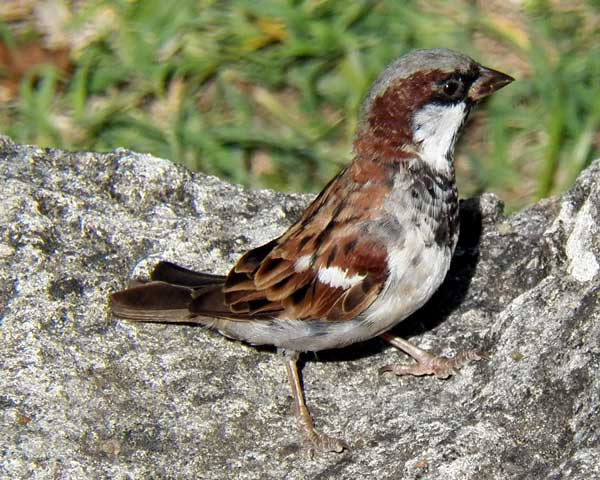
[110,281,201,323]
[151,261,226,287]
[111,262,279,323]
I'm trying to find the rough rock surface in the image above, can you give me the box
[1,136,599,479]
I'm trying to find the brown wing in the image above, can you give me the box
[223,234,388,321]
[220,164,392,321]
[111,162,393,324]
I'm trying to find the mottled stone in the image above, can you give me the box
[1,136,599,479]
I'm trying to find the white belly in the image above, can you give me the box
[360,238,453,337]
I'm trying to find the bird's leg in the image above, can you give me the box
[284,355,348,454]
[379,333,482,379]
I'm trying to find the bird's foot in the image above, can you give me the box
[379,333,483,379]
[285,356,349,456]
[380,349,482,379]
[301,425,349,457]
[293,403,349,456]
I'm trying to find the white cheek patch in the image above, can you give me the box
[294,254,312,272]
[317,266,365,289]
[413,102,466,173]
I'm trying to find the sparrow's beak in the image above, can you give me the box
[468,66,514,101]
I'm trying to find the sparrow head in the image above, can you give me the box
[355,49,513,170]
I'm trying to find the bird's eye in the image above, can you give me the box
[440,77,464,101]
[443,80,459,96]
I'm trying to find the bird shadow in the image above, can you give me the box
[314,195,484,364]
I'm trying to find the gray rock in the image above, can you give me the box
[1,136,599,479]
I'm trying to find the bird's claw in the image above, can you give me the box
[380,350,483,379]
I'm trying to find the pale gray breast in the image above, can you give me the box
[379,158,459,252]
[350,158,459,341]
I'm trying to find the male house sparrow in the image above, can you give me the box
[110,49,513,453]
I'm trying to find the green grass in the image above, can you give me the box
[1,0,599,211]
